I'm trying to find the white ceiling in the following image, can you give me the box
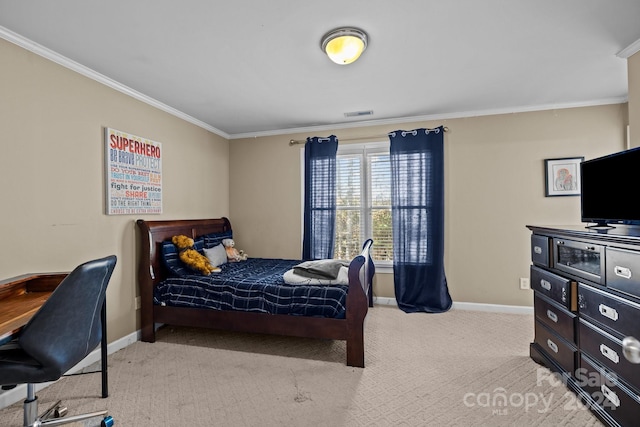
[1,0,640,139]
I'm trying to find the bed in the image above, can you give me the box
[136,218,375,367]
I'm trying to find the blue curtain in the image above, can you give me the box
[302,136,338,260]
[389,127,452,313]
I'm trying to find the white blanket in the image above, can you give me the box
[283,265,349,285]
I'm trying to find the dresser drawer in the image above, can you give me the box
[553,237,604,284]
[606,247,640,300]
[534,319,576,374]
[579,319,640,394]
[531,234,550,267]
[578,283,640,339]
[531,265,577,311]
[580,354,640,427]
[534,293,576,343]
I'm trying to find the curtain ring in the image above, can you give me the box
[424,127,442,135]
[308,136,334,143]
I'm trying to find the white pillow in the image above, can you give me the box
[204,244,227,267]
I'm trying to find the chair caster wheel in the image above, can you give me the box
[101,415,114,427]
[54,405,68,418]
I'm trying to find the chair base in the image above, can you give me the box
[22,385,113,427]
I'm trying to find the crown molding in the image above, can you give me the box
[229,97,627,140]
[0,26,230,140]
[617,37,640,59]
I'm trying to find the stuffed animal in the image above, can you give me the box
[222,238,248,262]
[172,235,220,275]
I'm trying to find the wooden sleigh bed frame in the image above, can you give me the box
[136,218,375,367]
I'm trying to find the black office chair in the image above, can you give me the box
[0,255,117,427]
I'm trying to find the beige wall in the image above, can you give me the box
[628,51,640,148]
[230,104,628,306]
[0,39,229,343]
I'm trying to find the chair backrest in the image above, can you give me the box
[18,255,117,376]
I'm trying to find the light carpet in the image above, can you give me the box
[0,306,601,426]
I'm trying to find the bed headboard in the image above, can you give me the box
[136,217,232,295]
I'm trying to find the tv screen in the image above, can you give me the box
[580,146,640,227]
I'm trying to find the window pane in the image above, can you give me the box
[336,156,361,207]
[335,208,361,260]
[369,154,391,207]
[372,207,393,261]
[369,153,392,261]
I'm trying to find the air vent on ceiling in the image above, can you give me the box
[344,110,373,118]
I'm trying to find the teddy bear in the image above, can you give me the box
[222,238,248,262]
[172,235,220,275]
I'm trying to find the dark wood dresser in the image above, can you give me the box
[527,225,640,427]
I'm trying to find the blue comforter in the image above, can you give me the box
[154,258,349,318]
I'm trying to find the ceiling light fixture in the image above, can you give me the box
[321,27,368,65]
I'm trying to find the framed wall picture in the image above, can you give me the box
[544,157,584,197]
[105,128,163,214]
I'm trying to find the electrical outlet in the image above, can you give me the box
[135,296,141,309]
[519,278,530,290]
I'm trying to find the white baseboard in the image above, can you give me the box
[372,296,397,306]
[452,301,533,315]
[0,330,140,410]
[373,296,533,315]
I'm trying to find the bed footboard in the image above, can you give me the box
[345,239,374,367]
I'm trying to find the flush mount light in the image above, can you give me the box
[320,27,368,65]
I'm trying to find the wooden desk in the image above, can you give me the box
[0,273,109,397]
[0,273,67,344]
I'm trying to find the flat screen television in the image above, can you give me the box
[580,146,640,228]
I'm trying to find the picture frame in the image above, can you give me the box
[544,157,584,197]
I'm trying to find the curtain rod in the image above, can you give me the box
[288,126,449,146]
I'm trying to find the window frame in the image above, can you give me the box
[300,140,393,271]
[336,141,392,270]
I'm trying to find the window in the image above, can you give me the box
[334,142,392,266]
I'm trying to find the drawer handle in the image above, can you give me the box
[540,279,551,291]
[598,304,619,321]
[534,246,542,254]
[622,336,640,364]
[547,339,558,353]
[600,344,620,364]
[614,265,632,280]
[546,310,558,323]
[601,384,620,408]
